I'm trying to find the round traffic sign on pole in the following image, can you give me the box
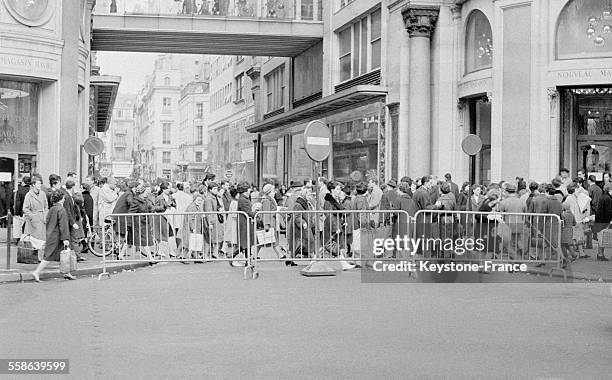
[225,170,233,179]
[303,120,331,162]
[83,136,105,156]
[461,134,483,156]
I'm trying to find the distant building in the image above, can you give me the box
[133,54,208,181]
[98,94,137,178]
[207,55,256,184]
[178,81,210,182]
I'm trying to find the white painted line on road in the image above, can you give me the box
[307,137,330,146]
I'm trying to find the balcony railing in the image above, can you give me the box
[93,0,322,21]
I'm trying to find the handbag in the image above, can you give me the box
[189,233,204,251]
[12,215,24,239]
[17,238,38,264]
[59,248,77,274]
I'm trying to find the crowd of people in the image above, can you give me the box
[10,166,612,280]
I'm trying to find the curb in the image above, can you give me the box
[525,267,612,282]
[0,262,152,284]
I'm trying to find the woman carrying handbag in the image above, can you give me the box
[31,190,75,281]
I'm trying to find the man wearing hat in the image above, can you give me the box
[498,182,527,259]
[111,181,138,259]
[380,179,399,226]
[283,180,313,266]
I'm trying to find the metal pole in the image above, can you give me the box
[314,161,320,257]
[6,211,12,270]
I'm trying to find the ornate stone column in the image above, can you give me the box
[402,6,439,176]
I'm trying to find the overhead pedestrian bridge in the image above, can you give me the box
[91,0,324,57]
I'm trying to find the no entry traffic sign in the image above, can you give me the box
[83,136,105,156]
[303,120,331,162]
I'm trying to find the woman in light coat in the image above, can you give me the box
[98,178,118,226]
[22,176,48,242]
[204,181,224,257]
[23,177,49,261]
[182,193,208,261]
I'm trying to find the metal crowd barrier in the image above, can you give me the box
[412,210,567,278]
[251,209,414,271]
[98,210,257,280]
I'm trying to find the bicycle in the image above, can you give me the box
[87,218,121,257]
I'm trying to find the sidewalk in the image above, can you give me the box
[0,234,151,283]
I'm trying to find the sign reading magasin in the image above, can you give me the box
[0,54,57,79]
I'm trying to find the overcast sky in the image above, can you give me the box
[96,52,157,95]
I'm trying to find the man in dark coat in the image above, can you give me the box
[380,179,399,225]
[593,183,612,261]
[111,181,137,259]
[236,181,255,260]
[14,176,31,217]
[392,182,418,258]
[413,176,438,255]
[588,175,602,216]
[444,173,459,203]
[62,180,86,261]
[413,176,434,211]
[44,174,62,208]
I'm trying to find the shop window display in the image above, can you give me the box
[465,10,492,74]
[557,0,612,60]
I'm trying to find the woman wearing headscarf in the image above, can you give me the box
[182,193,209,262]
[393,181,418,241]
[260,183,286,257]
[236,181,256,263]
[204,181,224,258]
[224,187,240,265]
[31,191,73,282]
[129,184,154,259]
[322,181,345,256]
[152,182,176,258]
[340,185,354,256]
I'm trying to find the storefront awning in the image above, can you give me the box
[247,85,388,133]
[91,75,120,132]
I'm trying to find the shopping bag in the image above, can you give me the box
[572,225,586,243]
[352,228,375,267]
[12,216,24,239]
[16,238,38,264]
[189,233,204,251]
[60,249,77,274]
[352,229,361,253]
[256,228,276,245]
[495,220,512,242]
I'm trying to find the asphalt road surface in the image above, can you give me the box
[1,263,611,379]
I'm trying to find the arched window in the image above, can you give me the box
[557,0,612,60]
[164,77,171,86]
[465,10,493,74]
